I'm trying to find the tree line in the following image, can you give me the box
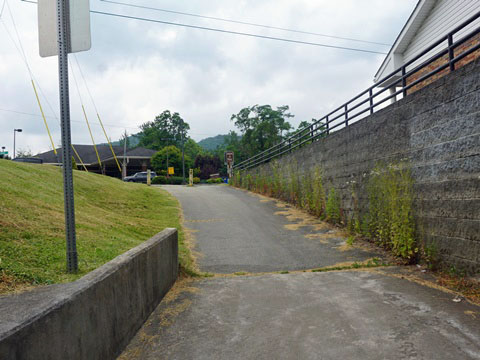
[133,105,318,179]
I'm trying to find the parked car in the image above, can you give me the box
[123,171,157,183]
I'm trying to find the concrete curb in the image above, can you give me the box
[0,228,178,360]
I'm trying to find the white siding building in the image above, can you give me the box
[374,0,480,91]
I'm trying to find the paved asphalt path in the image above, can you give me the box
[120,185,480,360]
[162,184,380,273]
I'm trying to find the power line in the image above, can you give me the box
[0,107,230,138]
[91,10,387,55]
[20,0,387,55]
[99,0,391,47]
[0,0,6,19]
[0,108,141,130]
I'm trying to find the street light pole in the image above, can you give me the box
[13,128,22,159]
[122,130,127,179]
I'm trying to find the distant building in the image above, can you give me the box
[36,145,157,178]
[374,0,480,99]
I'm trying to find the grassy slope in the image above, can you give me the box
[0,160,193,291]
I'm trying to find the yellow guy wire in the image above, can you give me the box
[82,104,102,168]
[34,79,88,171]
[73,55,121,172]
[98,113,121,172]
[1,5,57,157]
[2,3,89,173]
[69,59,102,169]
[71,144,88,172]
[31,79,57,155]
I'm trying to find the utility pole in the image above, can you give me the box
[57,0,77,272]
[166,145,169,176]
[161,137,174,177]
[181,119,185,184]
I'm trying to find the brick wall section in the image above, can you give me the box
[242,58,480,274]
[407,32,480,95]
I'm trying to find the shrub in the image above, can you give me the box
[193,177,200,184]
[152,176,184,185]
[311,167,326,218]
[71,156,78,170]
[206,178,223,184]
[168,176,184,185]
[366,163,416,260]
[325,187,341,224]
[246,174,253,189]
[152,176,167,184]
[272,161,282,197]
[232,171,241,187]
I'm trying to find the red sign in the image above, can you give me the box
[224,151,234,165]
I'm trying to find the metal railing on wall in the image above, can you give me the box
[234,11,480,171]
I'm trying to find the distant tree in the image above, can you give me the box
[184,138,204,160]
[194,154,222,179]
[231,105,293,157]
[138,110,190,150]
[15,148,34,158]
[151,145,192,175]
[297,120,312,130]
[285,119,327,140]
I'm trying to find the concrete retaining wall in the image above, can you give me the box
[241,58,480,273]
[0,228,178,360]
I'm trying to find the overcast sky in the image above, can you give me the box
[0,0,417,155]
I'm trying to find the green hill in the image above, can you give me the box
[197,134,228,151]
[0,160,195,292]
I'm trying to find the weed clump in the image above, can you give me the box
[231,160,417,264]
[366,163,416,261]
[325,187,341,224]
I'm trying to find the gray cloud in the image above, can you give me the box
[0,0,417,154]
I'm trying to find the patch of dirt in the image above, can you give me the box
[178,206,204,272]
[185,218,225,223]
[372,266,480,306]
[0,271,34,295]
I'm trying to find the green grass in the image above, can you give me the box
[0,160,194,290]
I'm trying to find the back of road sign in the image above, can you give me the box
[38,0,91,57]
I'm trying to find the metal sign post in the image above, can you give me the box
[224,151,234,179]
[57,0,77,272]
[39,0,91,272]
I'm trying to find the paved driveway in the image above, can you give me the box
[120,185,480,360]
[163,184,380,273]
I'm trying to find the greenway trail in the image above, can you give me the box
[120,185,480,360]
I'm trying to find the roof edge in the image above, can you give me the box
[373,0,435,83]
